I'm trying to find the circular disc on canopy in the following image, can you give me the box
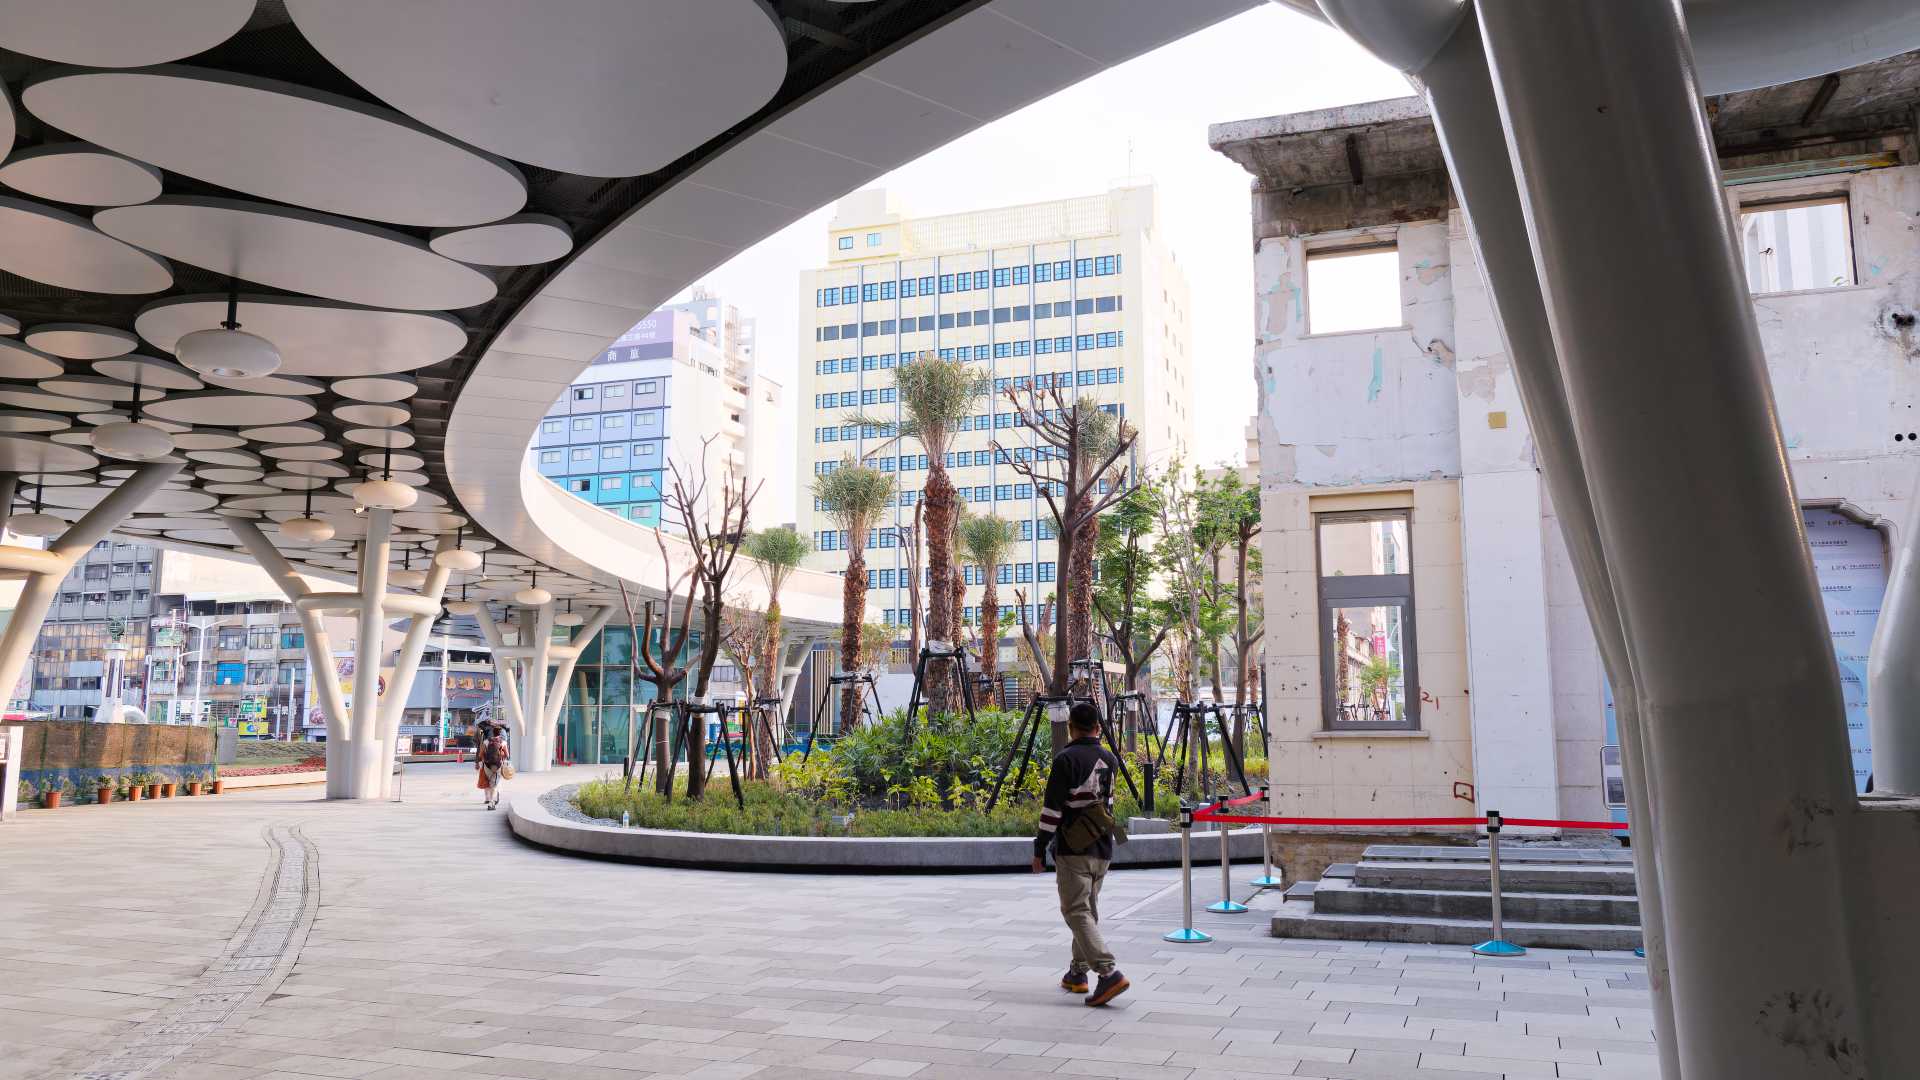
[262,443,342,461]
[135,294,467,377]
[0,339,65,380]
[394,511,467,532]
[0,387,113,412]
[172,431,246,451]
[184,449,261,467]
[0,433,97,472]
[24,66,526,227]
[145,391,316,427]
[19,472,93,487]
[287,0,787,177]
[357,450,424,471]
[429,214,572,266]
[0,144,162,208]
[195,467,264,483]
[234,493,355,513]
[266,473,329,490]
[93,356,204,391]
[0,0,255,67]
[25,322,137,359]
[241,422,325,444]
[41,484,224,515]
[345,427,414,449]
[331,375,417,403]
[332,402,410,427]
[124,515,225,532]
[202,483,277,496]
[0,314,17,335]
[0,410,69,433]
[96,197,497,311]
[274,460,349,478]
[44,375,162,403]
[202,372,327,396]
[0,196,172,294]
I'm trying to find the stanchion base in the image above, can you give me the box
[1205,901,1251,914]
[1249,875,1283,888]
[1633,947,1646,958]
[1471,939,1527,957]
[1163,927,1213,943]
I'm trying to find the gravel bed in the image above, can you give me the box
[538,783,608,825]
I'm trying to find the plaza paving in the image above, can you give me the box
[0,764,1658,1080]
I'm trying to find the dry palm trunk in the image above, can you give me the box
[1068,494,1096,688]
[949,561,965,704]
[922,465,957,714]
[842,543,868,728]
[978,577,1001,707]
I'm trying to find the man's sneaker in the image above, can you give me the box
[1059,969,1089,994]
[1084,970,1130,1007]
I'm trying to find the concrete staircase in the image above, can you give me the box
[1270,843,1643,950]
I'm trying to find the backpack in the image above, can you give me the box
[482,738,504,766]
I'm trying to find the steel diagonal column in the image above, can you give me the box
[0,463,182,721]
[375,538,454,799]
[541,605,614,736]
[1476,3,1867,1075]
[1868,478,1920,794]
[351,510,393,799]
[521,600,555,772]
[1411,17,1678,1075]
[226,518,353,797]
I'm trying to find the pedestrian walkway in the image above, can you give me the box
[0,765,1658,1079]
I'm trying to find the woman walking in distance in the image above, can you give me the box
[476,723,510,809]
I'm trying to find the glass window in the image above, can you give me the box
[602,414,625,429]
[1317,509,1418,730]
[604,384,626,399]
[542,419,561,433]
[1306,245,1402,334]
[570,448,591,462]
[838,236,854,250]
[540,450,561,464]
[1740,195,1854,293]
[866,232,882,247]
[571,417,592,431]
[573,387,595,401]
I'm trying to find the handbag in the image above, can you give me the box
[501,763,516,781]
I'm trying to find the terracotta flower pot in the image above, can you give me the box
[97,786,112,805]
[144,784,158,799]
[126,786,142,802]
[211,780,224,794]
[42,791,61,809]
[160,783,176,798]
[186,782,202,796]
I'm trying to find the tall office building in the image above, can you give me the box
[796,184,1195,634]
[532,288,782,529]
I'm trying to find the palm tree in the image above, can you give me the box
[958,513,1018,707]
[1066,406,1122,686]
[811,460,895,729]
[863,352,988,713]
[745,526,810,719]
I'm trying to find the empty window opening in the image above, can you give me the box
[1306,245,1401,334]
[1741,196,1853,293]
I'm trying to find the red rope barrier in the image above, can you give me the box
[1218,791,1266,808]
[1189,806,1630,830]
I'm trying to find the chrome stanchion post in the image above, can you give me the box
[1251,784,1281,888]
[1205,794,1248,913]
[1163,802,1212,943]
[1472,810,1525,957]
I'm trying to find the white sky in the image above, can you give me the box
[678,5,1408,523]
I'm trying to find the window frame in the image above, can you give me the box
[1304,241,1404,336]
[1315,508,1420,732]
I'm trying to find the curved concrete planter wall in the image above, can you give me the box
[506,793,1267,873]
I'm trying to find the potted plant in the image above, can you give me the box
[210,774,225,795]
[159,775,176,798]
[96,776,113,805]
[40,778,71,809]
[124,774,142,802]
[139,772,159,800]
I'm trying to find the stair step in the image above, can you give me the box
[1310,876,1637,925]
[1354,860,1638,896]
[1321,862,1357,879]
[1362,843,1632,865]
[1271,898,1643,951]
[1283,881,1319,901]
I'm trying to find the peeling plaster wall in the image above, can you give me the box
[1256,220,1474,818]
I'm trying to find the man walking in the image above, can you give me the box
[1032,702,1129,1006]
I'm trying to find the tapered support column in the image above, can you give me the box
[520,601,554,772]
[1475,3,1865,1075]
[0,463,182,730]
[226,518,354,797]
[350,510,393,799]
[374,539,454,800]
[471,603,527,745]
[1409,16,1678,1074]
[1868,476,1920,795]
[541,606,614,732]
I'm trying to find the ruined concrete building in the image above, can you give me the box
[1211,52,1920,824]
